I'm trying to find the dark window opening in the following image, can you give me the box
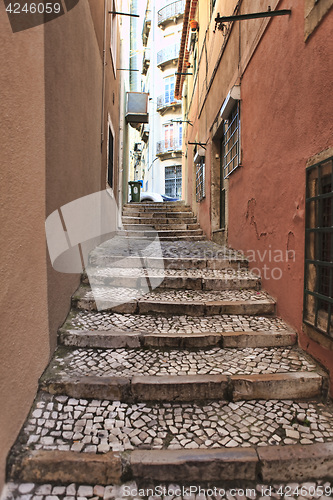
[107,127,114,188]
[304,156,333,338]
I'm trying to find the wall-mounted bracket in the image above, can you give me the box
[109,11,140,17]
[214,8,291,33]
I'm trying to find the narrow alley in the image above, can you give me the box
[3,202,333,499]
[1,0,333,498]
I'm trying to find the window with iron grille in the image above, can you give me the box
[304,156,333,338]
[107,126,114,188]
[222,102,240,178]
[196,158,205,202]
[165,165,182,198]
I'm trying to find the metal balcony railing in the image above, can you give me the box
[156,138,182,155]
[156,94,181,112]
[142,9,151,46]
[157,44,180,67]
[157,0,185,26]
[142,48,150,75]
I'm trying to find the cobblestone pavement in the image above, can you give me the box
[18,395,333,453]
[50,347,317,378]
[3,480,333,500]
[90,239,246,260]
[86,268,256,279]
[67,312,289,334]
[80,289,272,304]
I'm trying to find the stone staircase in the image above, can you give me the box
[4,208,333,498]
[120,201,206,241]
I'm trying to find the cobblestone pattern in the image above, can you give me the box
[3,480,333,499]
[86,268,256,279]
[20,395,333,454]
[67,312,289,334]
[91,239,246,260]
[52,347,317,378]
[81,288,271,304]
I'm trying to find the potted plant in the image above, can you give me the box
[190,19,198,31]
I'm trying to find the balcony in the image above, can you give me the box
[140,124,149,143]
[157,94,182,114]
[156,138,182,158]
[142,9,151,46]
[125,92,149,126]
[157,44,180,69]
[158,0,185,28]
[142,48,150,75]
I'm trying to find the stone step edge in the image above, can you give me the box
[39,371,325,403]
[58,328,297,349]
[88,256,249,270]
[9,442,333,484]
[81,273,260,292]
[73,295,276,317]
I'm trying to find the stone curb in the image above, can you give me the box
[81,271,260,292]
[9,444,333,484]
[58,328,297,349]
[72,289,276,316]
[39,371,324,402]
[88,256,248,270]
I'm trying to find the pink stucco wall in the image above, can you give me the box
[228,0,333,388]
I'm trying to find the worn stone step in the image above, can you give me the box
[123,223,201,231]
[117,229,204,238]
[122,209,194,217]
[122,216,198,225]
[8,393,333,484]
[59,328,297,349]
[39,346,324,402]
[82,267,260,291]
[72,286,276,316]
[89,254,248,270]
[60,311,296,349]
[124,201,186,207]
[123,206,193,214]
[87,238,247,267]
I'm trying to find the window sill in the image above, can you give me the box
[303,322,333,351]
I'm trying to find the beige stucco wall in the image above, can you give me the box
[0,5,49,493]
[0,0,121,493]
[44,0,105,350]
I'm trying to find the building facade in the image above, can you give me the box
[0,0,126,491]
[141,0,185,198]
[177,0,333,391]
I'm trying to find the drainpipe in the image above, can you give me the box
[101,0,108,149]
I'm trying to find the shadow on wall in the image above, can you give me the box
[4,0,81,32]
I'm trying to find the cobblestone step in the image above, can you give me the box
[123,203,191,209]
[59,328,297,349]
[3,479,333,500]
[122,216,198,225]
[123,223,201,231]
[8,393,333,485]
[72,287,276,316]
[117,229,204,238]
[123,208,193,215]
[82,267,260,291]
[88,238,247,266]
[88,255,248,270]
[60,311,297,349]
[39,346,325,402]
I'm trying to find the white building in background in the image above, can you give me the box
[140,0,185,199]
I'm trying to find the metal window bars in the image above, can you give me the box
[222,102,240,178]
[304,155,333,338]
